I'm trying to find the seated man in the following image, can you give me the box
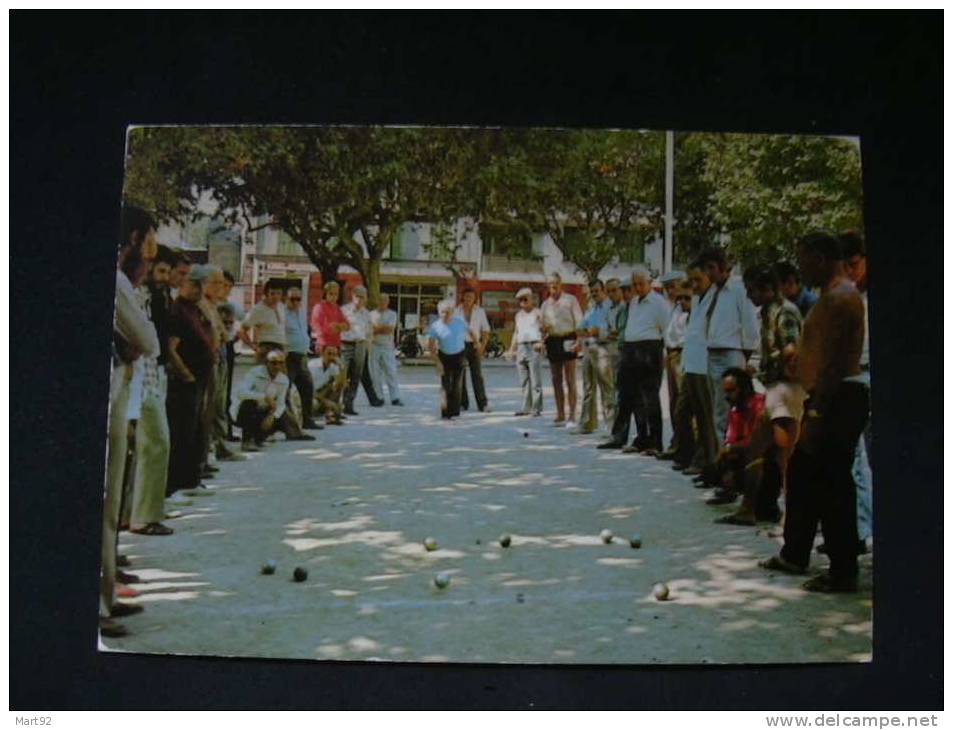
[694,368,766,508]
[308,344,348,425]
[232,350,315,450]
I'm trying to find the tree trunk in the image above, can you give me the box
[365,256,382,309]
[318,261,340,292]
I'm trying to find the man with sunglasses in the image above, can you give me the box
[284,286,321,430]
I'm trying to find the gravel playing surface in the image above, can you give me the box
[105,363,873,664]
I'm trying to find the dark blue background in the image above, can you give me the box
[10,11,942,709]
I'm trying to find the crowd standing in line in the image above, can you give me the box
[103,205,873,638]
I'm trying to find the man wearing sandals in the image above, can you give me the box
[760,232,868,593]
[102,205,160,638]
[127,245,178,537]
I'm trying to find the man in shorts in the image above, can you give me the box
[716,266,803,524]
[540,272,583,428]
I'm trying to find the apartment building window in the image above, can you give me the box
[382,282,448,331]
[479,222,533,259]
[614,229,646,265]
[389,224,422,260]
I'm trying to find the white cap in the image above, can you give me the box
[516,287,533,300]
[437,299,455,314]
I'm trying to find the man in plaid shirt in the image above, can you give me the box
[715,266,803,525]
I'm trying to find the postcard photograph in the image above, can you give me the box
[100,125,871,665]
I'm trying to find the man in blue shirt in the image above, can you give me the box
[284,287,321,430]
[574,279,616,434]
[428,300,469,419]
[777,261,818,317]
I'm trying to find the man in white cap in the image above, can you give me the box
[506,287,544,416]
[231,349,308,449]
[427,299,469,419]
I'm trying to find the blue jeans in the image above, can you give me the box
[707,349,746,442]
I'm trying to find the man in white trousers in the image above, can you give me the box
[369,293,403,406]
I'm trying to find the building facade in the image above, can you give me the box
[160,213,667,339]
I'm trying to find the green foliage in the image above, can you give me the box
[672,132,721,264]
[122,126,864,297]
[696,133,863,267]
[473,128,666,281]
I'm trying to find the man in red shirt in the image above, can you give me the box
[310,280,349,353]
[694,367,765,507]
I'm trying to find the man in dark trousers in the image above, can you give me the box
[456,288,492,413]
[165,266,217,497]
[284,286,321,429]
[601,268,670,454]
[760,232,868,593]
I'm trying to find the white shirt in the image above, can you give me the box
[681,294,709,375]
[454,304,491,344]
[114,270,160,360]
[514,308,544,343]
[541,292,583,335]
[664,302,689,349]
[698,276,760,351]
[623,291,670,342]
[370,308,398,347]
[243,301,286,346]
[308,358,342,391]
[232,365,289,421]
[341,303,371,342]
[126,359,145,420]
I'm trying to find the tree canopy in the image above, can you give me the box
[693,133,864,267]
[123,126,864,298]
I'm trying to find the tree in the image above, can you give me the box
[123,126,474,305]
[672,132,722,265]
[698,133,864,267]
[475,128,666,282]
[317,126,474,304]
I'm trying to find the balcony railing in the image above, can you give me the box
[481,253,544,274]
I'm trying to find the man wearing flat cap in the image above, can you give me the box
[165,264,217,496]
[231,349,314,450]
[506,287,545,417]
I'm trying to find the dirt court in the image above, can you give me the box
[104,363,873,664]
